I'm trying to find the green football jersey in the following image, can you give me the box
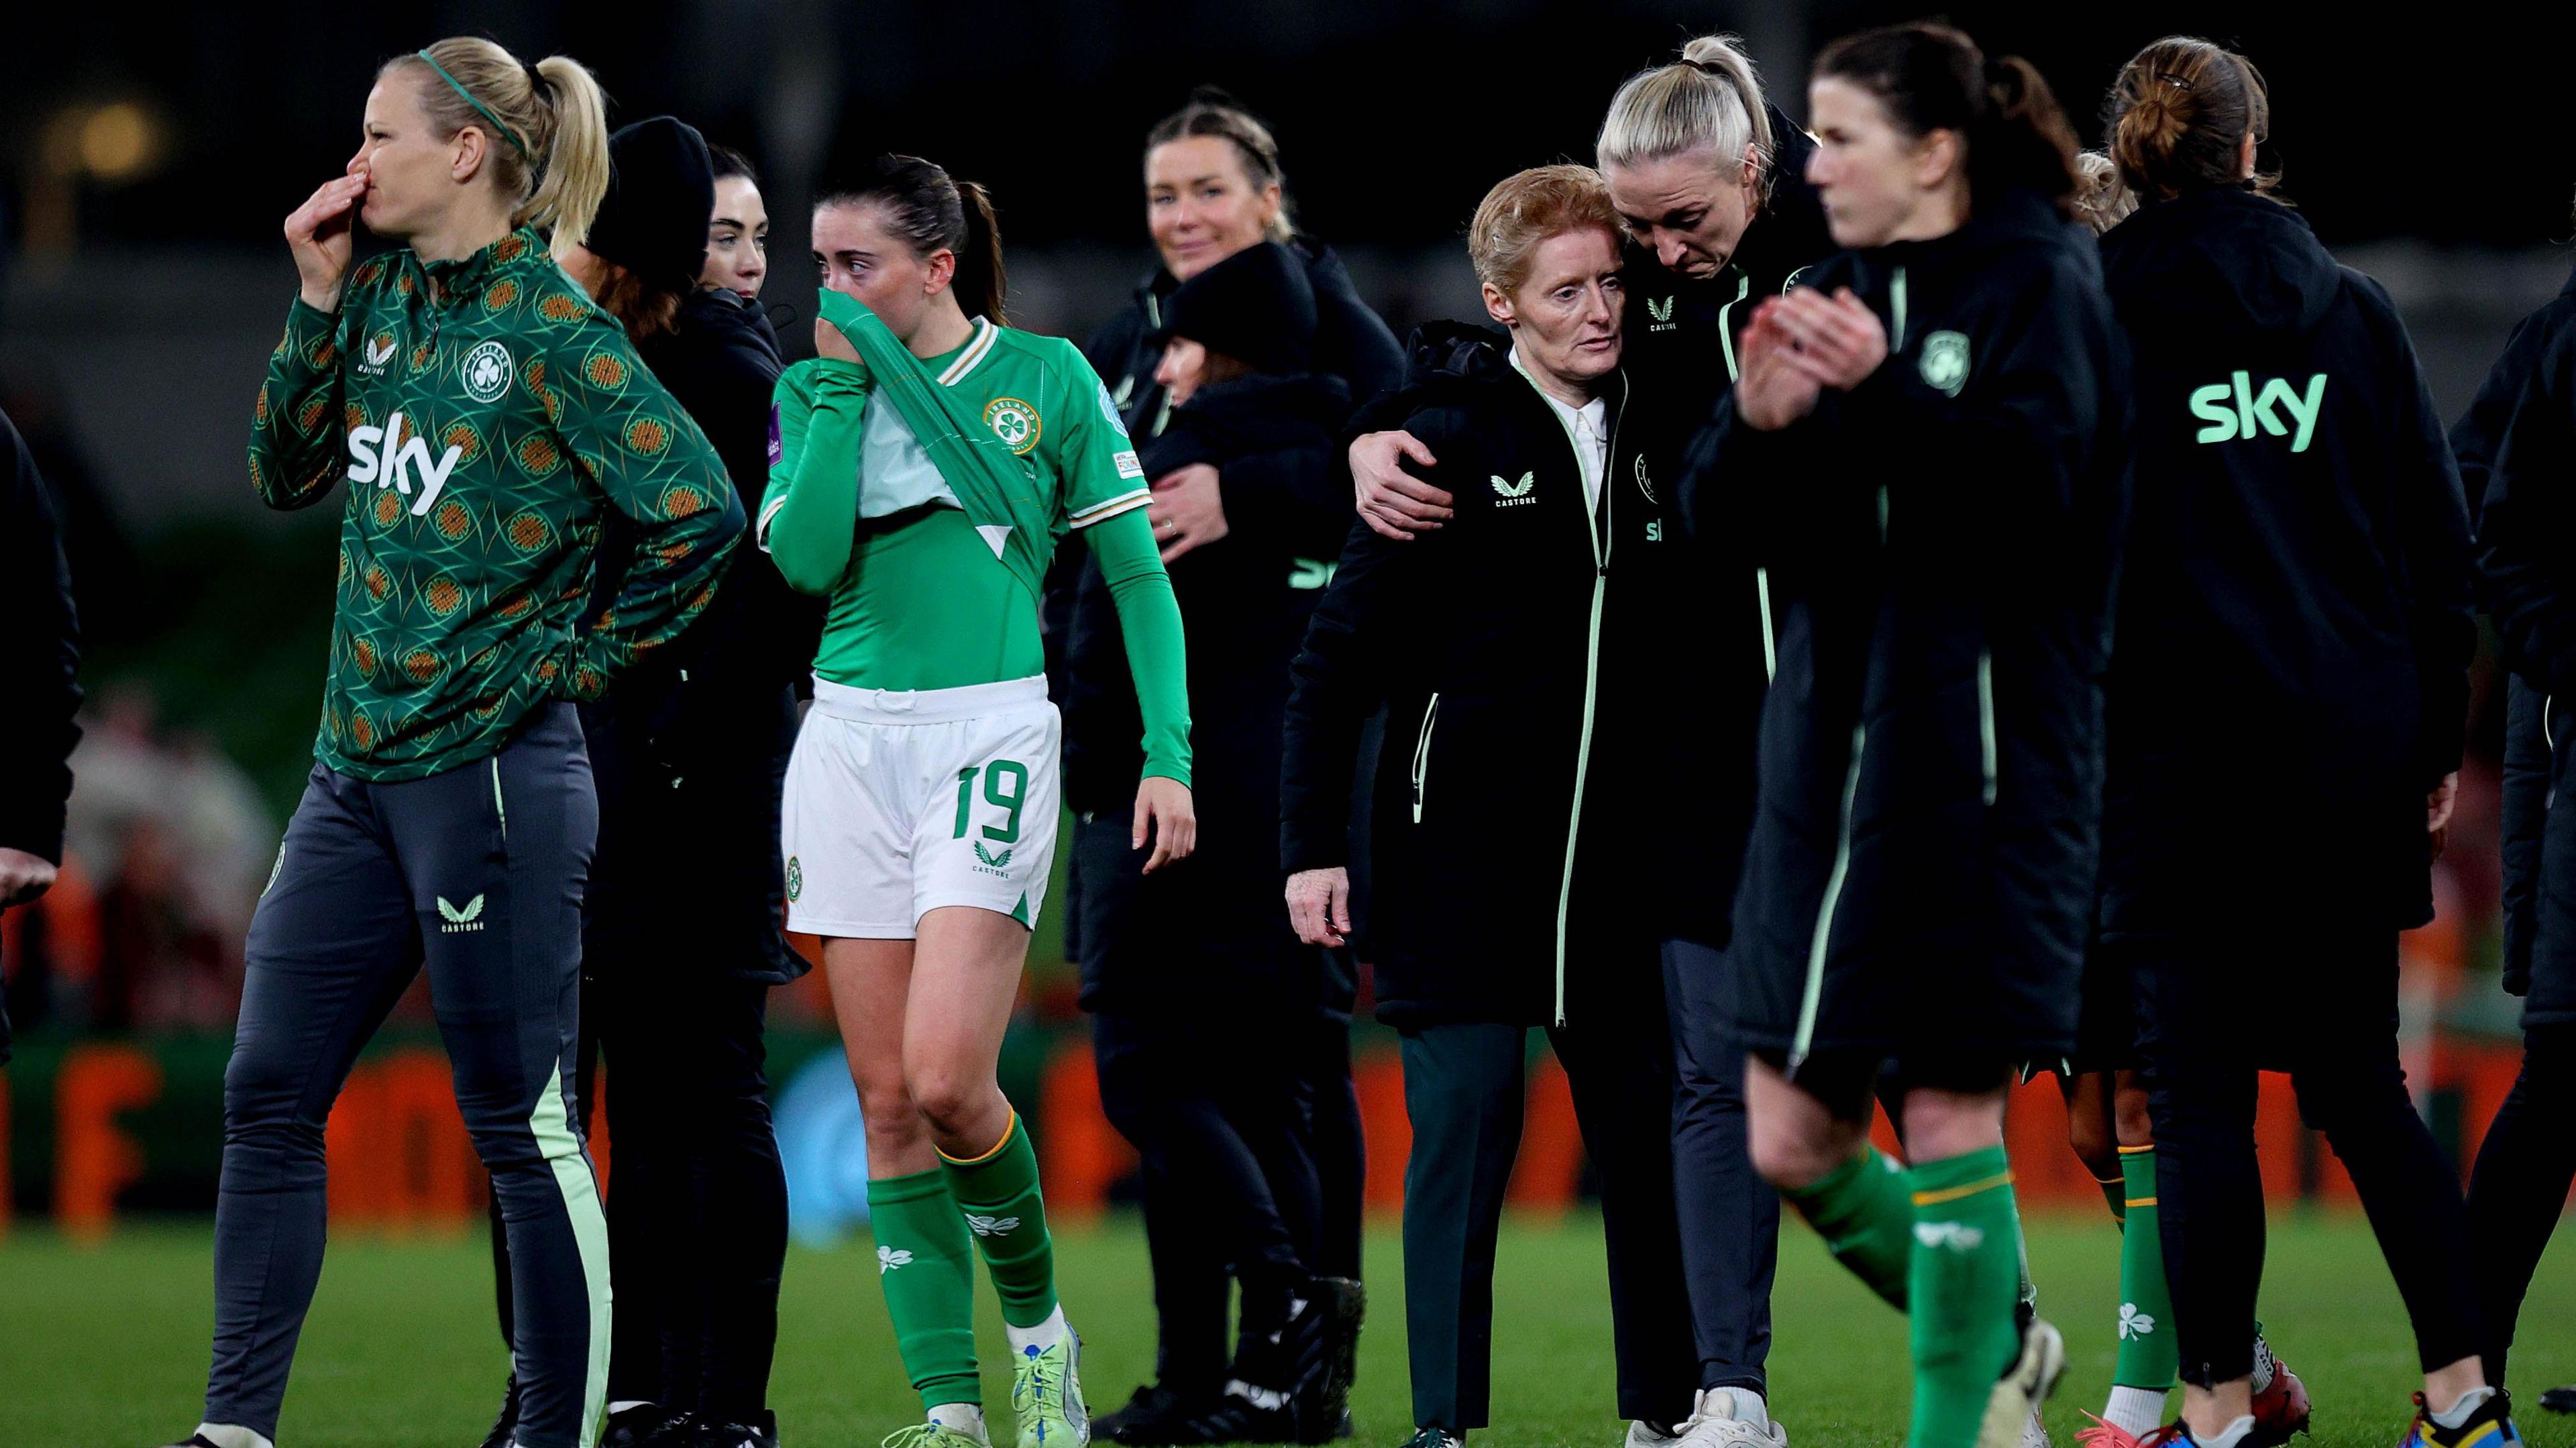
[763,313,1192,785]
[248,225,744,781]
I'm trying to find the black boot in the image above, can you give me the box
[1219,1275,1340,1445]
[600,1403,692,1448]
[1098,1384,1249,1446]
[1296,1278,1364,1447]
[678,1409,781,1448]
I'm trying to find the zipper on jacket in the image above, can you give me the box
[1890,267,1910,353]
[1790,724,1867,1072]
[1716,270,1754,383]
[1530,367,1624,1027]
[1756,567,1777,684]
[1976,648,1998,806]
[1410,693,1442,824]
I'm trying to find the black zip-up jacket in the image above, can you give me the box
[2097,188,2473,936]
[584,288,817,981]
[0,408,80,868]
[1283,327,1680,1029]
[2457,262,2576,997]
[1065,371,1352,1013]
[1686,190,2129,1058]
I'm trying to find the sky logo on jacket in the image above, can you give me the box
[346,410,463,518]
[2190,372,2328,453]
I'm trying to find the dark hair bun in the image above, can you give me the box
[2104,36,2279,201]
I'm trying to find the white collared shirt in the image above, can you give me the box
[1511,347,1609,515]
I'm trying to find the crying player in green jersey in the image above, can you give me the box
[761,154,1195,1448]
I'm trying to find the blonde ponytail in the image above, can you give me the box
[388,40,611,247]
[525,56,610,249]
[1597,34,1775,191]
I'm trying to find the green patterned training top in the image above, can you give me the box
[248,225,745,782]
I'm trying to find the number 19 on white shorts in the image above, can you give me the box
[781,675,1061,938]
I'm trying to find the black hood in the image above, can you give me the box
[2098,187,2341,337]
[1159,239,1318,376]
[675,286,785,368]
[1401,319,1517,385]
[1736,103,1831,281]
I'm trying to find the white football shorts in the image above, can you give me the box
[782,674,1060,938]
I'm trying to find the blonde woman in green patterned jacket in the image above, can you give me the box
[165,37,741,1448]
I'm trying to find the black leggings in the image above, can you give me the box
[492,962,787,1421]
[1302,1003,1367,1284]
[2134,932,2482,1386]
[1096,1009,1322,1391]
[2465,1021,2576,1389]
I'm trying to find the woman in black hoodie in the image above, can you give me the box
[1685,26,2125,1448]
[2090,38,2497,1448]
[1066,238,1360,1446]
[1283,164,1697,1448]
[533,116,810,1448]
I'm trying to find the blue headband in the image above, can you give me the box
[415,50,533,162]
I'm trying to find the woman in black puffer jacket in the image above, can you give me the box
[1067,117,1398,1413]
[1069,237,1364,1445]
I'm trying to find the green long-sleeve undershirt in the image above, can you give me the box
[764,355,1191,787]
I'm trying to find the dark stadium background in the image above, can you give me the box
[0,1,2566,1231]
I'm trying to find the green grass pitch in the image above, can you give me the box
[5,1213,2571,1447]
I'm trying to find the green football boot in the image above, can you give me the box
[1013,1329,1090,1448]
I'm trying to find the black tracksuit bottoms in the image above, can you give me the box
[1661,938,1779,1395]
[209,706,605,1448]
[2465,1020,2576,1388]
[1096,1008,1324,1390]
[1396,979,1697,1431]
[2133,929,2483,1388]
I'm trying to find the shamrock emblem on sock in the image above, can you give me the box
[2118,1301,2157,1339]
[877,1245,914,1274]
[965,1213,1021,1237]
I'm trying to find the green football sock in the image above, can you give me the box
[2096,1172,2129,1225]
[867,1169,983,1412]
[1783,1144,1913,1311]
[940,1110,1059,1329]
[1906,1146,2027,1448]
[2114,1146,2180,1391]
